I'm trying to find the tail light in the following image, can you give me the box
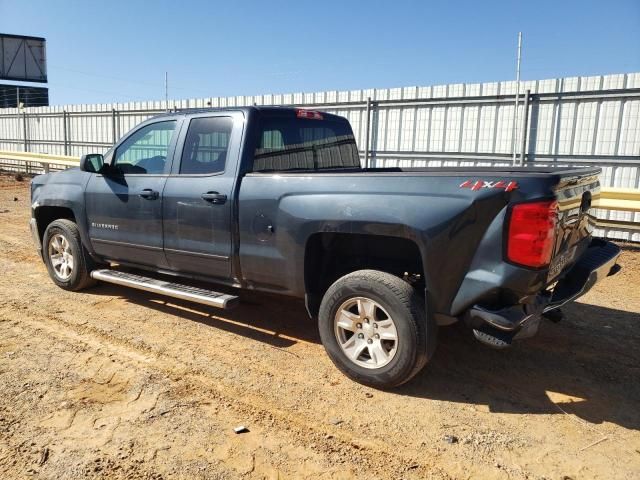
[507,200,558,268]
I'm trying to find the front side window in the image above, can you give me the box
[253,117,361,172]
[114,120,177,174]
[180,117,233,174]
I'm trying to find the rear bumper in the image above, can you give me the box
[546,238,621,311]
[467,239,621,346]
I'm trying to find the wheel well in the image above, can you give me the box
[35,206,76,241]
[304,233,424,314]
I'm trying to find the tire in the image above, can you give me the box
[318,269,437,389]
[43,219,97,291]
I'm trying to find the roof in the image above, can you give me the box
[152,106,347,121]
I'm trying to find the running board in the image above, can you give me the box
[90,269,239,309]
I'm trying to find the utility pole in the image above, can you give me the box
[511,32,522,165]
[364,97,371,168]
[16,86,20,109]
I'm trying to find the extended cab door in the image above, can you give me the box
[85,119,180,268]
[161,112,243,281]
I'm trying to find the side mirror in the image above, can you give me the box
[79,153,105,173]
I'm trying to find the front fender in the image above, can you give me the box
[30,169,94,255]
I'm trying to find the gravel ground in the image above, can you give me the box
[0,173,639,479]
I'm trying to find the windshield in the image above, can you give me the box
[253,116,361,172]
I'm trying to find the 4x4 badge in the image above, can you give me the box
[459,180,519,192]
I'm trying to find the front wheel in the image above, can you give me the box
[43,219,96,291]
[318,270,436,389]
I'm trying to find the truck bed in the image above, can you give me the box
[239,165,601,315]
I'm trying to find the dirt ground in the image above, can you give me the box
[0,173,638,480]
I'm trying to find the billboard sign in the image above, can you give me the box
[0,84,49,108]
[0,33,47,83]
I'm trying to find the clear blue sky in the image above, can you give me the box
[1,0,639,105]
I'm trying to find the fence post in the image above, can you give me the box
[112,108,117,145]
[66,111,72,156]
[364,97,371,169]
[22,110,28,153]
[519,90,531,166]
[22,109,29,174]
[63,110,68,156]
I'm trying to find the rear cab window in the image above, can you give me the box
[253,111,361,172]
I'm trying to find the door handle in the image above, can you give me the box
[139,188,159,200]
[201,191,227,204]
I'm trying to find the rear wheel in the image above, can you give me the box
[318,269,436,388]
[43,219,96,291]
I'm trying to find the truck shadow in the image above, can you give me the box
[400,302,640,431]
[86,283,639,431]
[87,282,320,348]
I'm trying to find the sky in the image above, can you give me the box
[0,0,639,106]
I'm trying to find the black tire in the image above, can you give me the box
[42,219,97,291]
[318,269,437,389]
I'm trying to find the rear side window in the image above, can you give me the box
[180,117,232,174]
[253,117,361,172]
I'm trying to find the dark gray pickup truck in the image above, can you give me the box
[29,107,621,388]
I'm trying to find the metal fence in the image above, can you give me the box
[1,72,639,240]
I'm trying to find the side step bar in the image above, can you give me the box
[90,269,239,309]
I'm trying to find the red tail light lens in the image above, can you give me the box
[507,200,558,268]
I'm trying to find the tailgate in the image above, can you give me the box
[547,169,601,281]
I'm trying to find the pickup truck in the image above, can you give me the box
[29,107,621,388]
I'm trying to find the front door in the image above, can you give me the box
[85,119,179,268]
[162,115,238,280]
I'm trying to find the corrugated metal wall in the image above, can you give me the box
[1,72,639,240]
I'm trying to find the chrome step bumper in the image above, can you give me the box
[90,269,239,309]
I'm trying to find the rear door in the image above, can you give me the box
[162,112,243,281]
[85,119,179,267]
